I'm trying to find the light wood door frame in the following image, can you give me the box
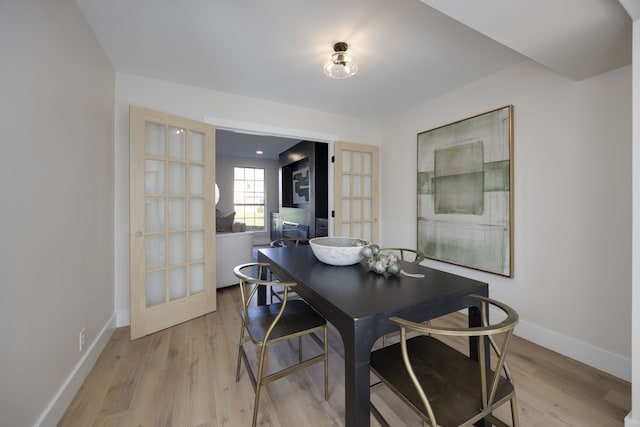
[130,106,216,340]
[333,142,379,243]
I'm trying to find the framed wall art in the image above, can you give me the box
[291,166,310,205]
[417,105,513,277]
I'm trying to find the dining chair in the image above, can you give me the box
[269,237,310,303]
[369,294,519,427]
[271,237,310,247]
[379,247,425,264]
[379,247,425,347]
[234,262,328,427]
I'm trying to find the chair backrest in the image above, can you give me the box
[270,237,310,247]
[233,262,297,315]
[379,247,425,264]
[390,295,519,426]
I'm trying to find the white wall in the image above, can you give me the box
[381,59,632,380]
[216,154,280,245]
[627,12,640,427]
[0,0,116,426]
[113,73,382,325]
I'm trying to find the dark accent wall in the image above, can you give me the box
[275,141,329,239]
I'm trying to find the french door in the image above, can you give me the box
[129,106,216,340]
[333,142,379,243]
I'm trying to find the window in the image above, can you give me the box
[233,167,265,231]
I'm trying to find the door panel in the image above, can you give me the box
[333,142,379,243]
[130,106,216,340]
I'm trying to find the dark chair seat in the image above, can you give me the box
[371,335,515,427]
[243,300,326,344]
[369,295,519,427]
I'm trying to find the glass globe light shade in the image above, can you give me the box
[215,183,220,205]
[324,43,358,79]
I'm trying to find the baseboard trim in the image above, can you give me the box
[625,413,640,427]
[116,307,130,327]
[479,307,630,382]
[34,312,117,427]
[515,317,631,381]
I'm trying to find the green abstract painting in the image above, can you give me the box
[417,105,513,277]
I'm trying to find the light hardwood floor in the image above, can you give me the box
[59,285,631,426]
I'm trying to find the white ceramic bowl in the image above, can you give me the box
[309,236,365,266]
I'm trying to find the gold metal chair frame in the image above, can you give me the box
[370,295,520,427]
[379,248,425,347]
[379,247,426,264]
[234,262,328,427]
[269,237,310,303]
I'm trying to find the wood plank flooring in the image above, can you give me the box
[58,285,631,426]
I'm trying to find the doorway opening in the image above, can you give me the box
[206,118,336,245]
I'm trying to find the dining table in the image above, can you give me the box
[257,245,489,427]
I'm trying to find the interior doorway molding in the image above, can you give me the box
[203,116,337,235]
[203,116,338,143]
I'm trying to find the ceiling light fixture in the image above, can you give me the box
[324,42,358,79]
[256,150,263,155]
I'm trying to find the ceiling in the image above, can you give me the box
[215,130,303,160]
[75,0,632,155]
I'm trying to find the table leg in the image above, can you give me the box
[469,304,488,427]
[469,305,481,359]
[342,326,376,427]
[257,284,266,306]
[256,254,267,305]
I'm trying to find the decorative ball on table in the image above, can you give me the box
[360,244,424,278]
[361,244,401,276]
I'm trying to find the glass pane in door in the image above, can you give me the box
[342,175,351,197]
[342,150,351,173]
[168,127,186,160]
[146,271,165,307]
[169,267,187,300]
[190,231,204,261]
[190,131,205,162]
[145,160,164,194]
[145,122,165,157]
[146,235,164,269]
[351,223,361,238]
[342,199,351,221]
[168,163,186,194]
[353,201,362,222]
[364,176,372,197]
[190,198,204,228]
[190,263,205,295]
[364,153,372,174]
[168,198,185,230]
[190,165,204,195]
[146,198,164,232]
[363,200,372,220]
[353,152,362,173]
[363,222,372,242]
[353,176,362,197]
[169,232,186,265]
